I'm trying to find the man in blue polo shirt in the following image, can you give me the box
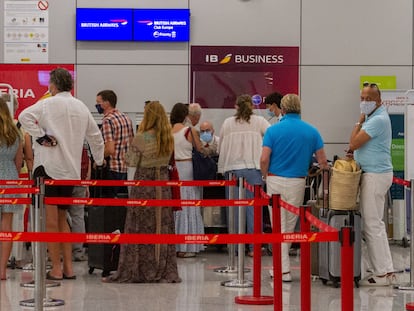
[260,94,328,282]
[348,83,395,286]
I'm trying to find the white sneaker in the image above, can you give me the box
[360,275,391,287]
[282,272,292,282]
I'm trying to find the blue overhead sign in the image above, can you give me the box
[76,8,133,41]
[133,9,190,42]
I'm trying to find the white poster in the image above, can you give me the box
[3,0,49,63]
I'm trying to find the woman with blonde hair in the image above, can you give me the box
[103,101,181,283]
[0,98,23,280]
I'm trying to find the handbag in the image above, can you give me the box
[168,152,182,211]
[188,128,217,180]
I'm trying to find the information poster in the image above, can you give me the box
[3,0,49,63]
[0,64,74,117]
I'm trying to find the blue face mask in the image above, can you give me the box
[95,104,104,114]
[200,131,213,143]
[360,101,377,115]
[266,109,275,118]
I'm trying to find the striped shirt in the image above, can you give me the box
[101,109,134,173]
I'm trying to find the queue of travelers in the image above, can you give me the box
[0,67,397,288]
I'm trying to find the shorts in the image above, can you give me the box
[33,166,74,210]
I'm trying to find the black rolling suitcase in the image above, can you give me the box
[87,167,127,277]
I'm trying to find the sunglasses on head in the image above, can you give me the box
[363,82,378,88]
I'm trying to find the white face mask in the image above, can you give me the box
[360,101,377,115]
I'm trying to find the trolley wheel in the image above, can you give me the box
[403,237,409,248]
[333,281,340,288]
[354,280,359,288]
[321,279,328,285]
[88,267,94,274]
[9,257,16,269]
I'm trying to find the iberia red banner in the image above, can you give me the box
[0,64,75,117]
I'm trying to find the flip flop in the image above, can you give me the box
[46,271,63,281]
[63,273,76,280]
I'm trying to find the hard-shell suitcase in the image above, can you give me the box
[318,167,361,288]
[87,167,127,277]
[318,209,361,287]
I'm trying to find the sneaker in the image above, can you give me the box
[282,272,292,282]
[269,269,273,278]
[360,275,391,287]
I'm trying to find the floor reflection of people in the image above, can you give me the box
[175,260,205,311]
[359,287,394,311]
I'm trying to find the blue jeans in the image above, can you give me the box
[225,169,263,252]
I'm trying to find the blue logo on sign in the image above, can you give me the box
[251,94,262,106]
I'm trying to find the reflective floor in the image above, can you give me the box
[1,243,414,311]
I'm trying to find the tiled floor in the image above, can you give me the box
[1,244,414,311]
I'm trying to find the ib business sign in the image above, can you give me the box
[190,46,299,109]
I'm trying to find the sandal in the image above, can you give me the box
[63,273,77,280]
[46,271,63,281]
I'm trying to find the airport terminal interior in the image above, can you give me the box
[2,1,414,311]
[0,243,413,311]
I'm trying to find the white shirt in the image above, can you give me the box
[218,115,270,173]
[18,92,104,180]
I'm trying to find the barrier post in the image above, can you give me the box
[222,177,252,288]
[20,178,64,309]
[272,194,283,311]
[398,180,414,293]
[340,226,354,311]
[300,206,311,311]
[235,185,273,305]
[215,173,237,273]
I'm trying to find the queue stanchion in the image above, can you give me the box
[215,173,237,273]
[399,179,414,292]
[235,184,273,305]
[222,177,253,288]
[20,177,65,309]
[300,205,311,311]
[340,226,354,311]
[20,178,58,288]
[272,193,283,311]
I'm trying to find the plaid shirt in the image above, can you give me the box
[101,109,134,173]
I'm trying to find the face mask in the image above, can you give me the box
[200,131,213,143]
[95,104,104,114]
[360,101,377,115]
[266,109,275,118]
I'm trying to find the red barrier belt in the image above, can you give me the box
[44,197,270,207]
[0,180,34,186]
[43,179,236,187]
[0,188,38,194]
[305,211,338,232]
[260,188,270,199]
[0,231,339,244]
[393,176,411,187]
[0,198,32,204]
[280,200,300,216]
[243,180,254,193]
